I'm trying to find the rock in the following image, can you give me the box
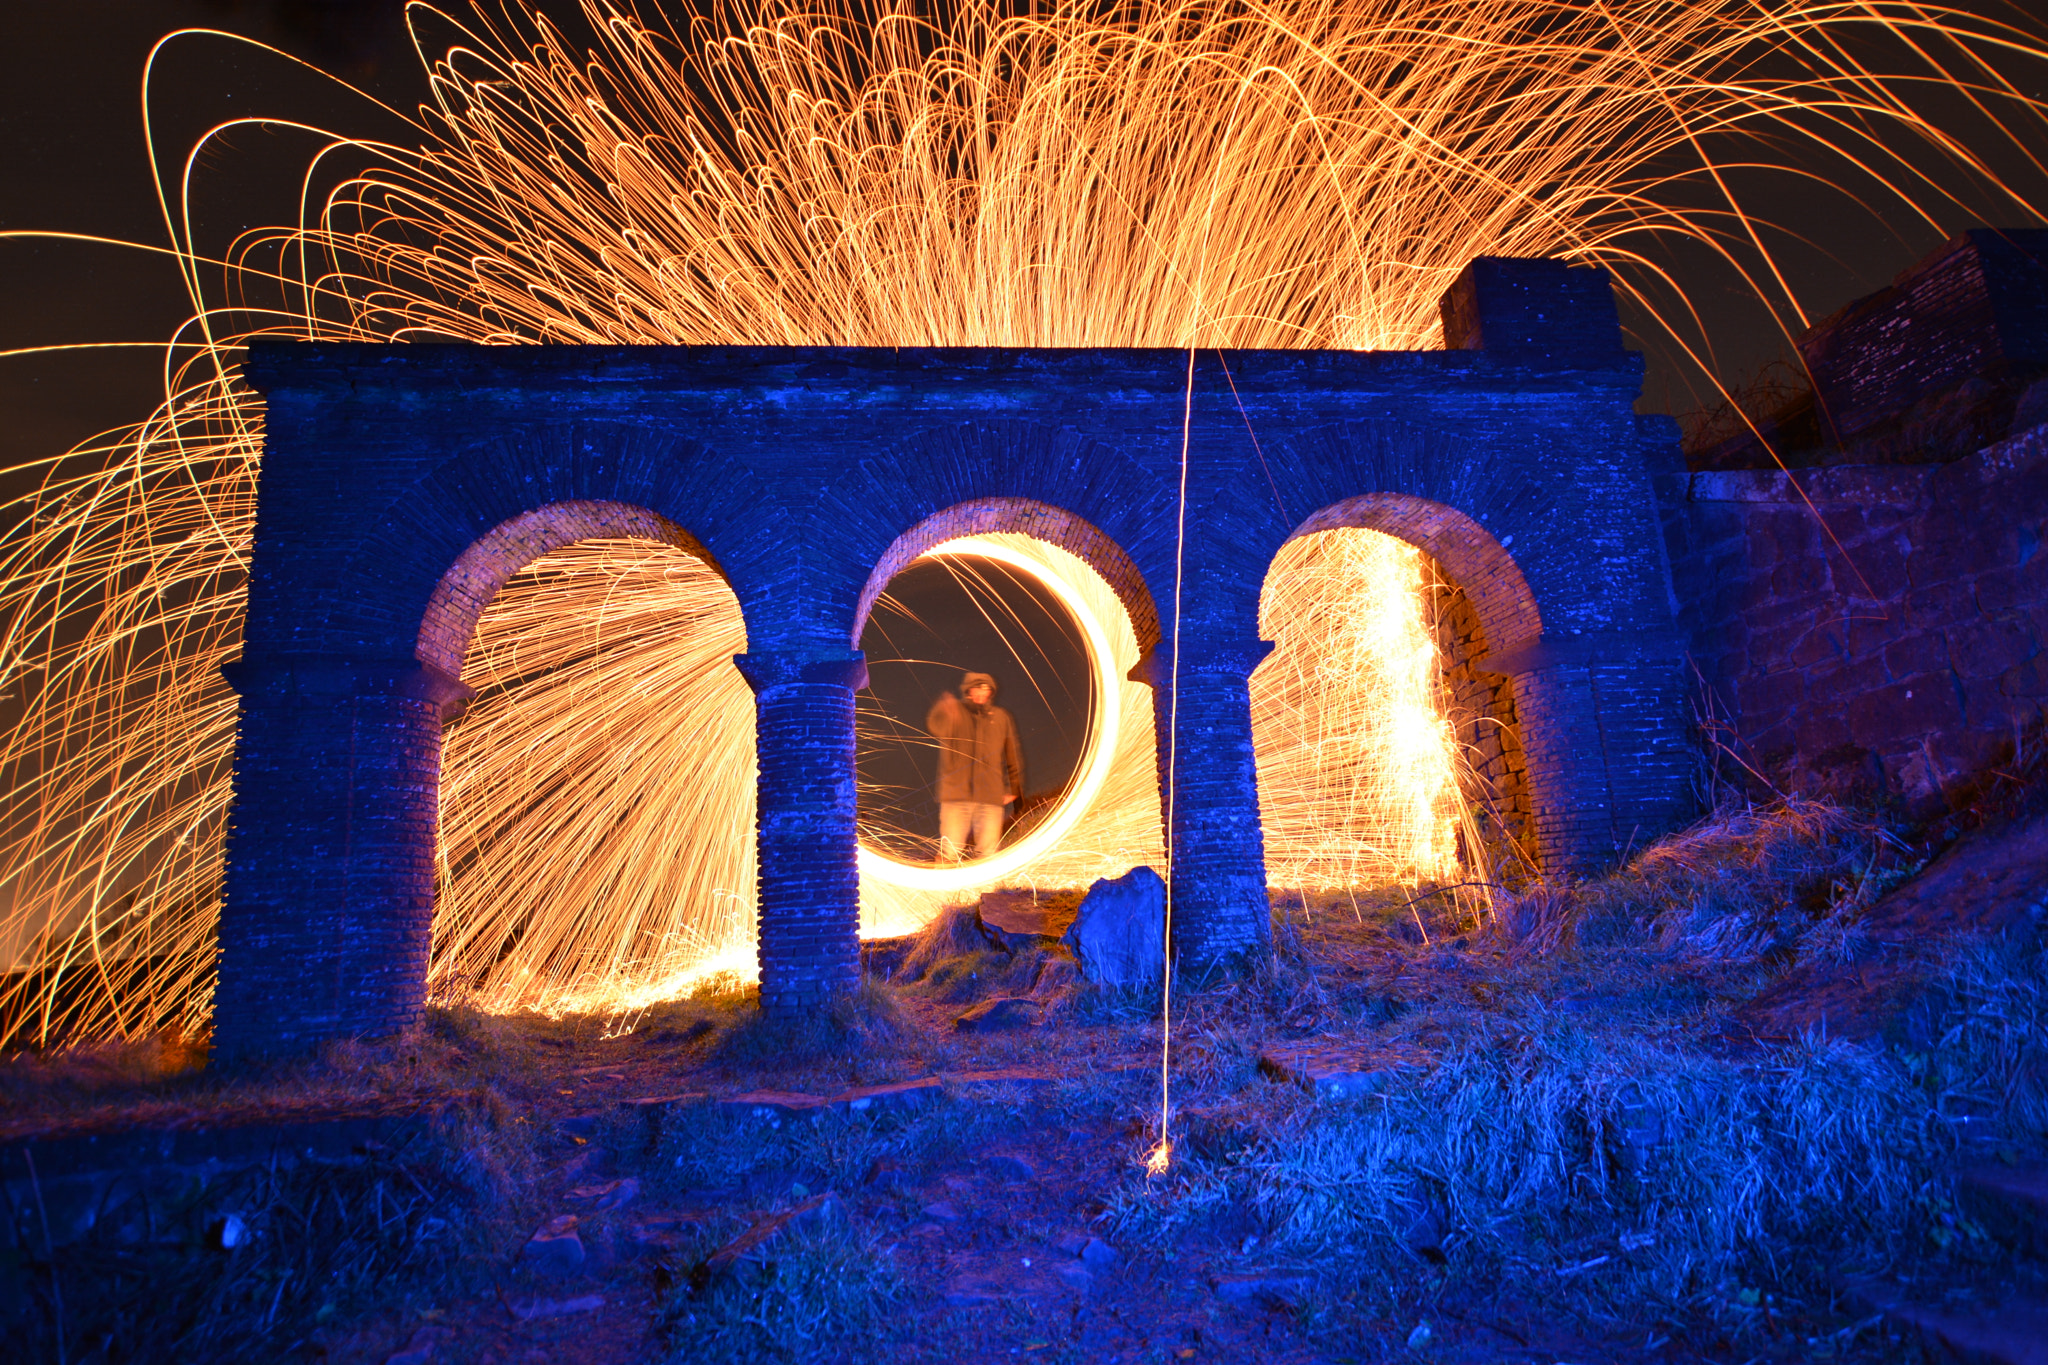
[519,1215,585,1274]
[863,1157,906,1189]
[921,1200,966,1222]
[954,997,1040,1032]
[977,889,1076,949]
[1211,1270,1311,1310]
[1054,1262,1094,1292]
[984,1153,1036,1181]
[693,1193,841,1291]
[383,1325,454,1365]
[209,1213,249,1251]
[502,1292,605,1321]
[1258,1042,1418,1100]
[839,1078,943,1114]
[1062,866,1166,985]
[567,1177,640,1209]
[1959,1164,2048,1256]
[717,1090,831,1123]
[1078,1236,1116,1268]
[558,1115,601,1140]
[944,1067,1058,1096]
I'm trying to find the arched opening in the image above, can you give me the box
[851,503,1163,938]
[1253,500,1535,901]
[417,503,755,1015]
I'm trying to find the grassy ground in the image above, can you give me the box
[3,798,2044,1362]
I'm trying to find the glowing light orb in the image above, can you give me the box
[857,535,1125,894]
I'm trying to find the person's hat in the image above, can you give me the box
[961,671,997,694]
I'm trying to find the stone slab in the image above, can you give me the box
[1257,1043,1420,1100]
[1960,1165,2048,1257]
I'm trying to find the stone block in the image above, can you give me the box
[1849,680,1963,749]
[1062,866,1167,986]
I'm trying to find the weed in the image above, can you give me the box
[14,1102,536,1364]
[660,1213,905,1364]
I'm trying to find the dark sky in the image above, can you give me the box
[2,1,2045,481]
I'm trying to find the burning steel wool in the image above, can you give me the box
[2,0,2045,1044]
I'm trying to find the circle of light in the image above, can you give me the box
[855,534,1122,892]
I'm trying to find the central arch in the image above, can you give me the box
[849,499,1165,933]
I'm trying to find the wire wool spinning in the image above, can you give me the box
[1,0,2042,1042]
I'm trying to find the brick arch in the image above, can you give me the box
[809,420,1171,653]
[287,420,777,674]
[416,499,728,679]
[1270,493,1539,864]
[849,496,1160,653]
[1283,492,1542,656]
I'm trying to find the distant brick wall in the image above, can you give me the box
[1659,421,2048,812]
[1801,230,2048,444]
[220,255,1694,1060]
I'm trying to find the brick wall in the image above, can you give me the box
[1659,421,2048,812]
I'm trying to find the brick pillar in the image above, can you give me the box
[731,650,867,1016]
[213,658,472,1063]
[1494,634,1693,874]
[1136,637,1275,976]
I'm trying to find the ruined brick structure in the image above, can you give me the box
[1661,230,2048,811]
[216,256,1696,1061]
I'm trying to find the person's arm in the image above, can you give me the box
[1002,712,1023,804]
[927,691,962,736]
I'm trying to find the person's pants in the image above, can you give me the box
[938,801,1006,862]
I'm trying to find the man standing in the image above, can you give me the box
[927,671,1024,863]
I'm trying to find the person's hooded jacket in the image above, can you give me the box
[926,672,1024,805]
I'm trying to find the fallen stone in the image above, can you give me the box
[557,1115,601,1140]
[1257,1042,1414,1100]
[984,1153,1036,1181]
[1848,1277,2048,1365]
[595,1176,640,1211]
[1054,1263,1093,1292]
[717,1091,831,1122]
[1062,866,1166,986]
[955,997,1041,1032]
[693,1193,841,1291]
[503,1292,605,1322]
[1078,1236,1116,1268]
[921,1200,966,1223]
[382,1324,453,1365]
[519,1215,585,1274]
[977,889,1078,949]
[838,1078,942,1114]
[1959,1164,2048,1257]
[944,1067,1059,1097]
[1211,1270,1312,1310]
